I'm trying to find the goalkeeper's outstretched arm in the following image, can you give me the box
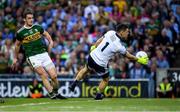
[125,51,138,61]
[94,37,103,47]
[90,37,103,52]
[125,51,148,65]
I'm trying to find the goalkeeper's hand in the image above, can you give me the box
[137,56,149,65]
[90,45,96,52]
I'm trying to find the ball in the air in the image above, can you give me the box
[136,51,148,58]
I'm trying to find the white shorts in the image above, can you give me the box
[27,52,55,69]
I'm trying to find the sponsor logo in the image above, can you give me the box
[0,81,147,98]
[81,82,141,98]
[22,32,41,43]
[0,82,29,97]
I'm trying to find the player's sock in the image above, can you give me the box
[69,80,78,92]
[53,88,58,94]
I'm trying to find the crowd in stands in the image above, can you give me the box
[0,0,179,81]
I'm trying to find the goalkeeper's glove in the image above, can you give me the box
[90,45,96,52]
[137,56,149,65]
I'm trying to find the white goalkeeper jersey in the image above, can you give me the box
[90,30,127,68]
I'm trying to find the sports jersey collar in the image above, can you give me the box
[24,24,34,29]
[115,33,126,43]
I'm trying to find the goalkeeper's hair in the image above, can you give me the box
[116,23,129,32]
[23,8,34,18]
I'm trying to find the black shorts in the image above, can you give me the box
[87,55,109,78]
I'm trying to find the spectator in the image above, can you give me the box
[84,0,99,21]
[170,0,180,24]
[161,20,173,43]
[113,0,127,13]
[29,79,43,99]
[147,63,157,98]
[23,66,33,76]
[59,66,69,75]
[104,0,113,14]
[156,77,173,98]
[95,6,109,27]
[109,5,121,27]
[109,63,120,79]
[156,50,169,68]
[130,62,147,79]
[130,1,140,18]
[77,51,86,66]
[0,52,8,73]
[1,38,14,66]
[2,27,14,40]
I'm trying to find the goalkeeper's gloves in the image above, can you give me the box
[137,56,149,65]
[90,45,96,52]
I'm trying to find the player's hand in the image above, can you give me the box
[90,45,96,52]
[11,58,18,71]
[137,56,149,65]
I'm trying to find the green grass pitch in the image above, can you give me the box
[0,98,180,112]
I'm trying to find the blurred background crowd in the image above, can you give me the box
[0,0,179,82]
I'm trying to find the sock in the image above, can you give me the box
[53,88,58,94]
[50,80,59,94]
[71,80,78,88]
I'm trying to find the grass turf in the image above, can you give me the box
[0,98,180,112]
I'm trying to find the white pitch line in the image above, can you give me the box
[0,100,179,112]
[0,102,52,108]
[0,100,96,109]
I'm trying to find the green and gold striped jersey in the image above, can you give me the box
[16,24,47,57]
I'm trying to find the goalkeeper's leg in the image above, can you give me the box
[69,65,90,92]
[95,76,109,100]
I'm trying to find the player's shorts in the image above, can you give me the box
[26,52,55,70]
[87,55,109,78]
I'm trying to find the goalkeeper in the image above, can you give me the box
[69,24,149,100]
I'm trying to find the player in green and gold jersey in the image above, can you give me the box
[12,8,66,99]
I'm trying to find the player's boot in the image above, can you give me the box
[49,92,57,99]
[94,93,104,100]
[55,93,67,99]
[53,89,67,99]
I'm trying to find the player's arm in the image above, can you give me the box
[43,31,53,53]
[125,51,148,65]
[94,37,103,47]
[90,37,103,51]
[125,51,138,61]
[14,40,21,59]
[12,40,21,69]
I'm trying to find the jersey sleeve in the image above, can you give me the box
[36,24,44,34]
[16,32,22,41]
[114,40,127,55]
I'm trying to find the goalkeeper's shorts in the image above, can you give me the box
[87,55,109,78]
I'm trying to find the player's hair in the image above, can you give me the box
[23,8,34,18]
[116,24,129,32]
